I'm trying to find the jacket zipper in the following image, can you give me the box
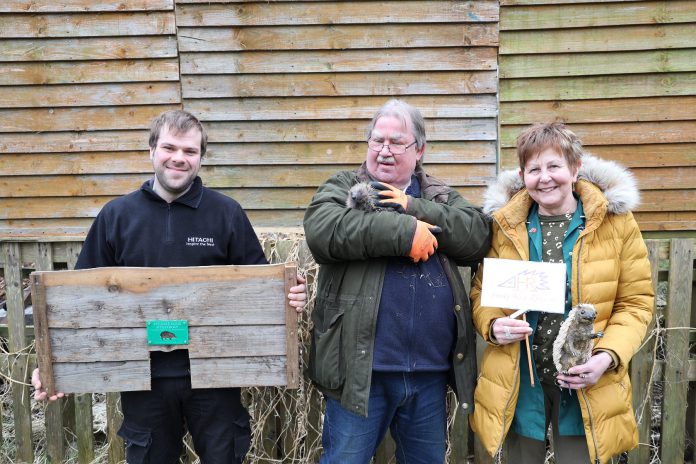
[166,204,172,243]
[575,235,600,463]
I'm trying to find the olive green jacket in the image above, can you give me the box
[303,162,491,417]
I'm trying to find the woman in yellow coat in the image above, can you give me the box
[470,123,654,463]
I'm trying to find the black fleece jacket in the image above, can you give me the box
[76,176,267,378]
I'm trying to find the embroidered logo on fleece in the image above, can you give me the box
[186,236,215,247]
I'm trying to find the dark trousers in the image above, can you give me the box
[118,377,250,464]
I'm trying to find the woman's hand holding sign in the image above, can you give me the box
[491,317,532,345]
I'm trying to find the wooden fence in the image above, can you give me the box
[1,237,694,463]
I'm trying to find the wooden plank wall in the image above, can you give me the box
[176,0,499,228]
[499,0,696,231]
[0,0,499,237]
[0,0,181,238]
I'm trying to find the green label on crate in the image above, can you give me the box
[146,320,189,345]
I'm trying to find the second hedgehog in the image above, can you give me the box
[346,182,391,212]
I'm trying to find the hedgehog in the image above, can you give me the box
[552,303,605,375]
[346,182,391,212]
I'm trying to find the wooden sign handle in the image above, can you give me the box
[284,263,299,389]
[30,273,57,397]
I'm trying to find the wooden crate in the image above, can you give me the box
[30,263,299,396]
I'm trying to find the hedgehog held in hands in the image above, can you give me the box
[346,182,391,212]
[552,304,605,375]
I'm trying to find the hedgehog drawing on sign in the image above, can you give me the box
[160,331,176,341]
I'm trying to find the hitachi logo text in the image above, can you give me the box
[186,236,215,247]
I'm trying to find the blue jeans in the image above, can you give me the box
[320,371,448,464]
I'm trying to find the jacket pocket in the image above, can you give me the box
[308,308,345,390]
[118,421,152,464]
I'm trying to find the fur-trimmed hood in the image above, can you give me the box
[483,154,640,215]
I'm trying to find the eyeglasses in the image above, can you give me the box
[367,139,417,155]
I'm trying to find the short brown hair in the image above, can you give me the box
[516,122,583,171]
[149,110,208,156]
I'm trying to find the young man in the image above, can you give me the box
[32,110,306,463]
[303,99,491,463]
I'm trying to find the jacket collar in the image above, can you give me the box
[141,176,204,208]
[483,154,639,228]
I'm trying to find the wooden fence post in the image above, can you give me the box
[57,244,78,442]
[375,434,396,463]
[3,243,33,463]
[299,239,324,463]
[660,239,693,463]
[276,241,300,461]
[629,240,660,463]
[65,242,97,464]
[36,243,65,463]
[107,392,124,464]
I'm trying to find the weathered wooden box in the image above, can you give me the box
[30,264,299,395]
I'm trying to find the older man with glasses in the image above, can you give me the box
[303,99,491,463]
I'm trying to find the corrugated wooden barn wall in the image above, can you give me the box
[0,0,499,238]
[499,0,696,232]
[0,0,181,238]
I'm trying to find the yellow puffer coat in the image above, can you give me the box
[469,155,654,464]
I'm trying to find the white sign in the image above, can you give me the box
[480,258,566,314]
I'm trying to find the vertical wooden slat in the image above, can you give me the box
[263,422,279,461]
[106,392,125,464]
[299,239,324,463]
[629,240,659,463]
[65,242,82,270]
[65,241,96,463]
[688,382,696,464]
[284,263,299,389]
[183,432,197,463]
[75,393,94,464]
[375,433,396,463]
[59,243,81,440]
[280,391,299,462]
[306,388,324,463]
[34,242,64,463]
[277,243,299,459]
[2,242,33,463]
[660,239,693,463]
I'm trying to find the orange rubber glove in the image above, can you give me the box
[409,220,442,262]
[370,181,410,213]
